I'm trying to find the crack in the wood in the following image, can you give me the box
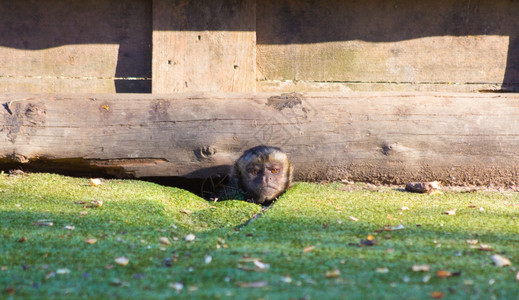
[2,103,13,115]
[259,79,507,85]
[0,75,151,81]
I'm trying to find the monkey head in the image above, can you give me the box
[231,146,293,205]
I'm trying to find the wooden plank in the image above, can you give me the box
[0,0,152,93]
[152,0,256,93]
[257,81,503,93]
[256,0,519,92]
[2,92,519,187]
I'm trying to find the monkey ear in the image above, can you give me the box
[230,162,245,189]
[286,163,294,188]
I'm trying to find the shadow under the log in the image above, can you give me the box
[0,158,124,179]
[0,158,231,199]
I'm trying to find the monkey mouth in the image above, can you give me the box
[261,185,279,191]
[260,186,281,196]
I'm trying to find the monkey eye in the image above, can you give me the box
[251,170,259,175]
[270,169,279,174]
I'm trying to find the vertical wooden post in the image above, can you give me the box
[152,0,256,93]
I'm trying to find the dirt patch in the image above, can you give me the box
[296,162,519,189]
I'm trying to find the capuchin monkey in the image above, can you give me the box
[229,146,293,205]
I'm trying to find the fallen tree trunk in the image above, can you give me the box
[1,92,519,186]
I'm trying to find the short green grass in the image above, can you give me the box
[1,173,519,299]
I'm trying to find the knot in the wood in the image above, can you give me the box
[195,146,217,160]
[381,144,392,156]
[267,93,303,111]
[25,103,46,125]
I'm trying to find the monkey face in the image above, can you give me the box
[231,146,293,205]
[244,162,288,204]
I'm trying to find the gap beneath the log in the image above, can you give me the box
[0,158,226,199]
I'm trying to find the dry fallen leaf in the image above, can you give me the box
[185,286,197,292]
[238,258,270,271]
[253,260,269,270]
[33,220,53,227]
[159,237,171,245]
[56,268,71,275]
[204,255,212,264]
[436,270,452,278]
[325,269,341,278]
[44,272,56,280]
[64,225,75,230]
[444,209,457,215]
[184,234,196,242]
[491,254,511,267]
[85,238,97,244]
[237,281,269,288]
[303,246,315,253]
[376,267,389,273]
[431,291,445,299]
[18,236,27,243]
[412,264,430,272]
[392,224,405,231]
[401,206,410,211]
[89,178,102,186]
[114,256,130,266]
[478,243,494,251]
[349,216,359,222]
[180,209,192,215]
[169,282,183,291]
[280,276,292,283]
[90,200,103,207]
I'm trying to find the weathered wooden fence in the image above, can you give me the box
[2,0,519,185]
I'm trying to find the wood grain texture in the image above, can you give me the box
[152,0,256,93]
[256,0,519,92]
[2,92,519,186]
[0,0,152,93]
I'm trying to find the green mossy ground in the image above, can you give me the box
[1,173,519,299]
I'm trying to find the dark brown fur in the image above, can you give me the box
[230,146,293,205]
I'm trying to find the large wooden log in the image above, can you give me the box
[1,92,519,186]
